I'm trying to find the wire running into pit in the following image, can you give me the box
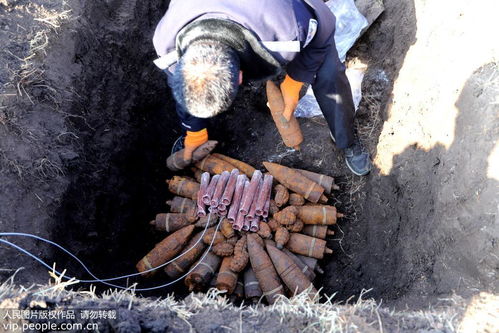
[0,214,222,291]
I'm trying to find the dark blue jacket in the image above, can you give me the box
[153,0,336,84]
[153,0,336,132]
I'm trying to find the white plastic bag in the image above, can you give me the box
[295,0,368,118]
[327,0,368,62]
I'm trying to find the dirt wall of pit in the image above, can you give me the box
[322,0,498,308]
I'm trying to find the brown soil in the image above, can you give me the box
[0,0,497,320]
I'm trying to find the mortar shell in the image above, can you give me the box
[164,231,206,279]
[266,81,303,150]
[296,205,340,225]
[195,213,218,228]
[266,243,317,297]
[296,255,324,274]
[295,168,339,194]
[285,233,331,259]
[220,218,235,238]
[136,225,195,277]
[166,196,197,214]
[263,162,324,203]
[196,155,236,175]
[166,176,200,200]
[185,251,221,292]
[149,213,192,233]
[243,266,262,301]
[166,151,190,172]
[212,153,256,178]
[282,248,316,281]
[301,225,332,239]
[216,256,238,294]
[247,234,285,304]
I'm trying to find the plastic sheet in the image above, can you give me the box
[295,0,368,118]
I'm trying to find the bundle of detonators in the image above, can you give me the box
[137,152,343,304]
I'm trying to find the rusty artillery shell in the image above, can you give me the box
[239,170,263,215]
[196,155,236,175]
[227,175,247,222]
[269,200,279,216]
[212,153,256,178]
[275,227,290,249]
[266,81,303,150]
[266,243,317,297]
[247,234,285,304]
[185,252,222,291]
[149,213,193,233]
[166,140,218,171]
[202,174,219,205]
[195,213,218,228]
[164,231,206,279]
[244,266,262,302]
[267,218,280,232]
[216,256,238,294]
[212,241,234,257]
[296,205,342,225]
[263,162,325,203]
[211,170,231,207]
[301,225,334,239]
[282,248,316,281]
[196,172,210,217]
[203,227,226,245]
[286,233,332,259]
[257,221,272,239]
[166,196,197,214]
[221,169,239,205]
[295,168,339,194]
[274,184,289,207]
[255,174,273,216]
[286,219,304,233]
[296,255,325,274]
[167,176,200,200]
[230,235,249,272]
[220,218,235,238]
[137,225,195,277]
[288,193,305,206]
[274,206,298,225]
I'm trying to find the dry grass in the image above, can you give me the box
[0,269,476,333]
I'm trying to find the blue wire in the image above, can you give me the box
[0,216,221,292]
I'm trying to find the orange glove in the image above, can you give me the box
[280,74,304,121]
[183,128,208,160]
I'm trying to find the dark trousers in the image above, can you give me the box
[311,37,355,149]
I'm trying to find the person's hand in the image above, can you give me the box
[280,74,304,121]
[183,128,208,160]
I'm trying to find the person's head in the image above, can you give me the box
[171,40,241,118]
